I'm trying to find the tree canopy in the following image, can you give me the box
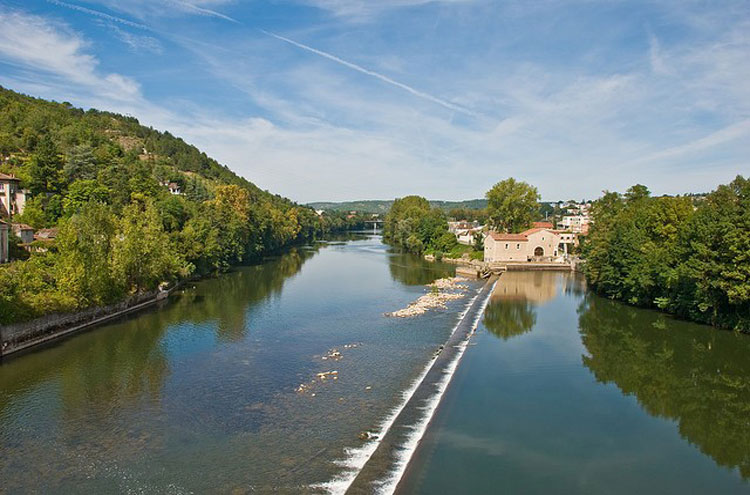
[486,178,541,233]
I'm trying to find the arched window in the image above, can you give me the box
[534,246,544,257]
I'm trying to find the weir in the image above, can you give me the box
[342,275,498,495]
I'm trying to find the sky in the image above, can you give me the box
[0,0,747,203]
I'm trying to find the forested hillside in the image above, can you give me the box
[0,86,349,323]
[307,199,488,214]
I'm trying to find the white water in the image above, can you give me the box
[317,280,496,495]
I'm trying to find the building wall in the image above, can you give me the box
[484,229,562,263]
[525,230,561,258]
[0,224,8,263]
[484,237,529,262]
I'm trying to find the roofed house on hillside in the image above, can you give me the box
[0,172,27,218]
[0,220,8,263]
[33,228,59,252]
[11,223,34,245]
[557,214,589,234]
[484,227,563,263]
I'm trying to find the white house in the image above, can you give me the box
[484,227,563,263]
[558,215,589,234]
[0,173,27,218]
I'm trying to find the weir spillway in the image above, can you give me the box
[342,275,498,495]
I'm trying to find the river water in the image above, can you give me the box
[1,237,749,494]
[398,271,750,494]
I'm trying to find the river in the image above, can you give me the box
[397,270,750,494]
[1,236,749,494]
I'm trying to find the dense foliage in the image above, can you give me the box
[485,178,541,233]
[583,176,750,331]
[0,86,341,324]
[383,195,462,257]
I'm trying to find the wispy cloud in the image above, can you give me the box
[298,0,475,20]
[0,9,141,102]
[263,30,477,117]
[84,0,238,23]
[46,0,150,30]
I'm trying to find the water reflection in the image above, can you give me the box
[482,272,566,340]
[388,250,455,286]
[579,295,750,479]
[0,246,318,414]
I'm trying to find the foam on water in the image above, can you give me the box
[316,280,495,494]
[373,281,495,494]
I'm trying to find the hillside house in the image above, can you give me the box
[558,215,589,234]
[11,223,34,245]
[168,182,181,195]
[0,220,8,263]
[0,173,27,218]
[33,228,58,250]
[484,227,563,263]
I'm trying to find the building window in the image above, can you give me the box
[516,244,520,249]
[505,243,509,249]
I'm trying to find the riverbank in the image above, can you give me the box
[0,284,177,358]
[0,234,481,493]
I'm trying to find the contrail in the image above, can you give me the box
[263,30,477,117]
[46,0,151,30]
[172,0,239,23]
[46,0,238,26]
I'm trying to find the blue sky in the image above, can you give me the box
[0,0,747,202]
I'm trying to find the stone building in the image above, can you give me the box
[484,227,563,263]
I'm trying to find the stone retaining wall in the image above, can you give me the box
[0,290,163,357]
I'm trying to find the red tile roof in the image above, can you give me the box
[0,172,20,181]
[488,232,528,242]
[532,221,554,229]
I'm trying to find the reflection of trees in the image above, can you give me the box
[388,251,455,286]
[483,299,537,340]
[0,245,319,417]
[579,295,750,479]
[170,246,317,342]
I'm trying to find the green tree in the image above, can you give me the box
[28,134,63,195]
[111,196,186,293]
[55,202,119,307]
[63,179,111,215]
[486,178,540,233]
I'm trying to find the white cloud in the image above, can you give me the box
[0,9,141,102]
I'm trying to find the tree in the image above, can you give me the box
[62,179,111,216]
[55,201,119,307]
[28,134,63,195]
[64,144,97,182]
[486,178,540,233]
[111,196,186,293]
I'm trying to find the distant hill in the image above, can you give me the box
[308,199,489,213]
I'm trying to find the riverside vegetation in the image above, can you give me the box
[583,177,750,331]
[0,87,363,324]
[382,179,542,260]
[385,176,749,332]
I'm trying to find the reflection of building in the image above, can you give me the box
[490,271,562,304]
[484,227,562,262]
